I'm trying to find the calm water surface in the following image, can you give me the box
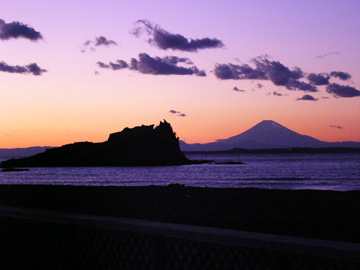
[0,153,359,191]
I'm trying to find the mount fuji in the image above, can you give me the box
[180,120,360,151]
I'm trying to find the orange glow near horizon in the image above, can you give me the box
[0,1,359,148]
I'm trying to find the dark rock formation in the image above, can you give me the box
[1,120,190,167]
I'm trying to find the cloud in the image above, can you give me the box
[214,55,358,101]
[214,63,266,80]
[273,91,284,96]
[233,87,245,92]
[169,110,186,117]
[97,60,128,70]
[326,83,360,98]
[296,94,318,101]
[98,54,205,76]
[82,36,117,52]
[94,36,117,46]
[315,52,340,59]
[286,78,318,92]
[330,71,351,80]
[130,53,205,76]
[307,73,330,85]
[214,56,304,87]
[252,56,304,86]
[330,125,343,129]
[257,83,263,89]
[161,56,193,65]
[133,20,224,52]
[0,61,46,75]
[0,19,43,41]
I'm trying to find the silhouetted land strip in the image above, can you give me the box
[0,185,359,244]
[184,147,360,155]
[0,120,190,167]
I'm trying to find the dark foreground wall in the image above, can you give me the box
[0,206,359,270]
[0,185,359,243]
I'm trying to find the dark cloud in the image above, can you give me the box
[0,19,43,41]
[296,95,318,101]
[214,63,266,80]
[98,53,205,76]
[133,20,224,52]
[307,73,330,85]
[161,56,193,65]
[257,83,263,89]
[26,63,46,75]
[330,71,351,80]
[0,61,46,75]
[326,83,360,98]
[94,36,117,46]
[97,60,128,70]
[273,91,283,96]
[252,57,304,86]
[233,87,245,92]
[315,52,340,59]
[214,55,358,101]
[214,56,303,87]
[130,53,205,76]
[82,36,117,52]
[169,110,186,117]
[286,78,318,92]
[191,66,206,77]
[330,125,343,129]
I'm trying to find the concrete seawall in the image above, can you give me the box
[1,206,359,269]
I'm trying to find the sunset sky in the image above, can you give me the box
[1,0,360,148]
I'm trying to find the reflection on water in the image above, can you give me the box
[0,153,359,191]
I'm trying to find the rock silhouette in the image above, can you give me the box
[1,120,190,167]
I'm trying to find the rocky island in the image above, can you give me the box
[0,120,191,167]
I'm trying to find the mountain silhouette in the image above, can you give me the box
[180,120,360,151]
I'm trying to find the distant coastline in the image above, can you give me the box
[184,147,360,155]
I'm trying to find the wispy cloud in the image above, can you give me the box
[132,19,224,52]
[81,36,117,52]
[169,110,186,117]
[315,52,340,59]
[233,87,245,92]
[273,91,284,96]
[0,62,46,76]
[98,53,206,76]
[330,125,343,129]
[97,60,128,70]
[0,19,43,41]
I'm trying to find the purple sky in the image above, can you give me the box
[1,0,359,147]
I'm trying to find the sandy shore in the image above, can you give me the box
[0,184,359,243]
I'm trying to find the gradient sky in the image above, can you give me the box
[1,0,360,148]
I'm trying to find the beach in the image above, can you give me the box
[0,184,359,243]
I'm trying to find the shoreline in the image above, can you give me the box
[0,184,359,243]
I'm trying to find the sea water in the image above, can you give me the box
[0,153,359,191]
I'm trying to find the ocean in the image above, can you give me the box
[0,152,359,191]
